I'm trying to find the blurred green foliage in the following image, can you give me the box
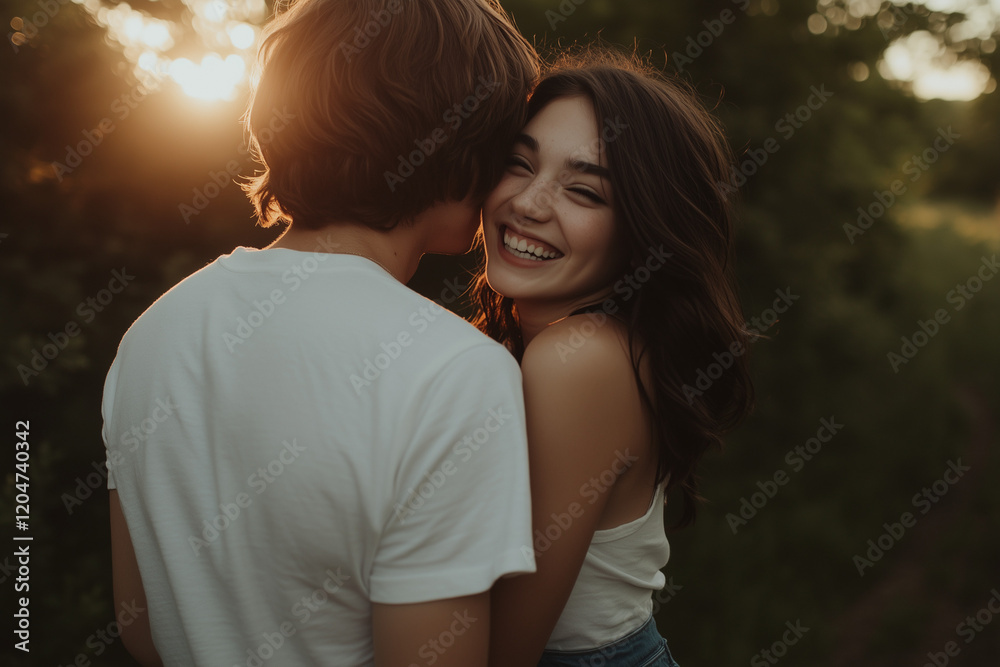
[1,0,997,665]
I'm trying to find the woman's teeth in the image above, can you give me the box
[503,229,560,261]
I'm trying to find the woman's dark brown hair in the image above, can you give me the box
[472,49,755,528]
[243,0,539,230]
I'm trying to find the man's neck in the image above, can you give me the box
[267,222,423,284]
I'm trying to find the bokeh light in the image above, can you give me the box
[16,0,1000,103]
[72,0,268,102]
[817,0,999,100]
[879,29,994,100]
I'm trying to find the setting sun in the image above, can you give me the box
[169,54,246,101]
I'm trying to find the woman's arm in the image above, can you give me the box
[488,317,647,667]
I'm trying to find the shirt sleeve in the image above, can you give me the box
[102,355,119,490]
[369,343,536,604]
[105,455,118,490]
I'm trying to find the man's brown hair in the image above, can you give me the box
[243,0,539,230]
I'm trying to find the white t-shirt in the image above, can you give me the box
[102,247,535,666]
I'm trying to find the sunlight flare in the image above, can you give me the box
[76,0,268,102]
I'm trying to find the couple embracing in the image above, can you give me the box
[102,1,753,665]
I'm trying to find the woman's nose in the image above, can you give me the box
[510,177,554,223]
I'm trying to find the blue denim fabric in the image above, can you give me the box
[537,615,679,667]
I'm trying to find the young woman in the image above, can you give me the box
[476,51,755,666]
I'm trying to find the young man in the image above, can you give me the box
[103,1,539,665]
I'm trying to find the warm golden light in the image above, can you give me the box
[75,0,267,102]
[123,13,142,41]
[141,22,171,49]
[169,53,246,101]
[202,0,229,23]
[227,23,255,50]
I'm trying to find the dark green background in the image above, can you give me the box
[2,0,998,664]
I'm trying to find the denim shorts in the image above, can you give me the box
[537,614,680,667]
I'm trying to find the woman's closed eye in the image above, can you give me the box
[568,186,606,205]
[505,153,608,205]
[506,155,533,173]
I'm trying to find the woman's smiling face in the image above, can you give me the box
[482,95,628,312]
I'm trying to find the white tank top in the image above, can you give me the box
[545,483,671,651]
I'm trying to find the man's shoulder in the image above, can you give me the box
[393,300,518,377]
[369,281,506,355]
[122,255,230,330]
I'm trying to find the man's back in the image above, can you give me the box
[103,247,534,665]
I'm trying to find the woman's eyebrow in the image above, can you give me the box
[567,158,611,180]
[513,133,538,150]
[515,132,611,180]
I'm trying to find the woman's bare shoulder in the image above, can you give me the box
[522,313,632,375]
